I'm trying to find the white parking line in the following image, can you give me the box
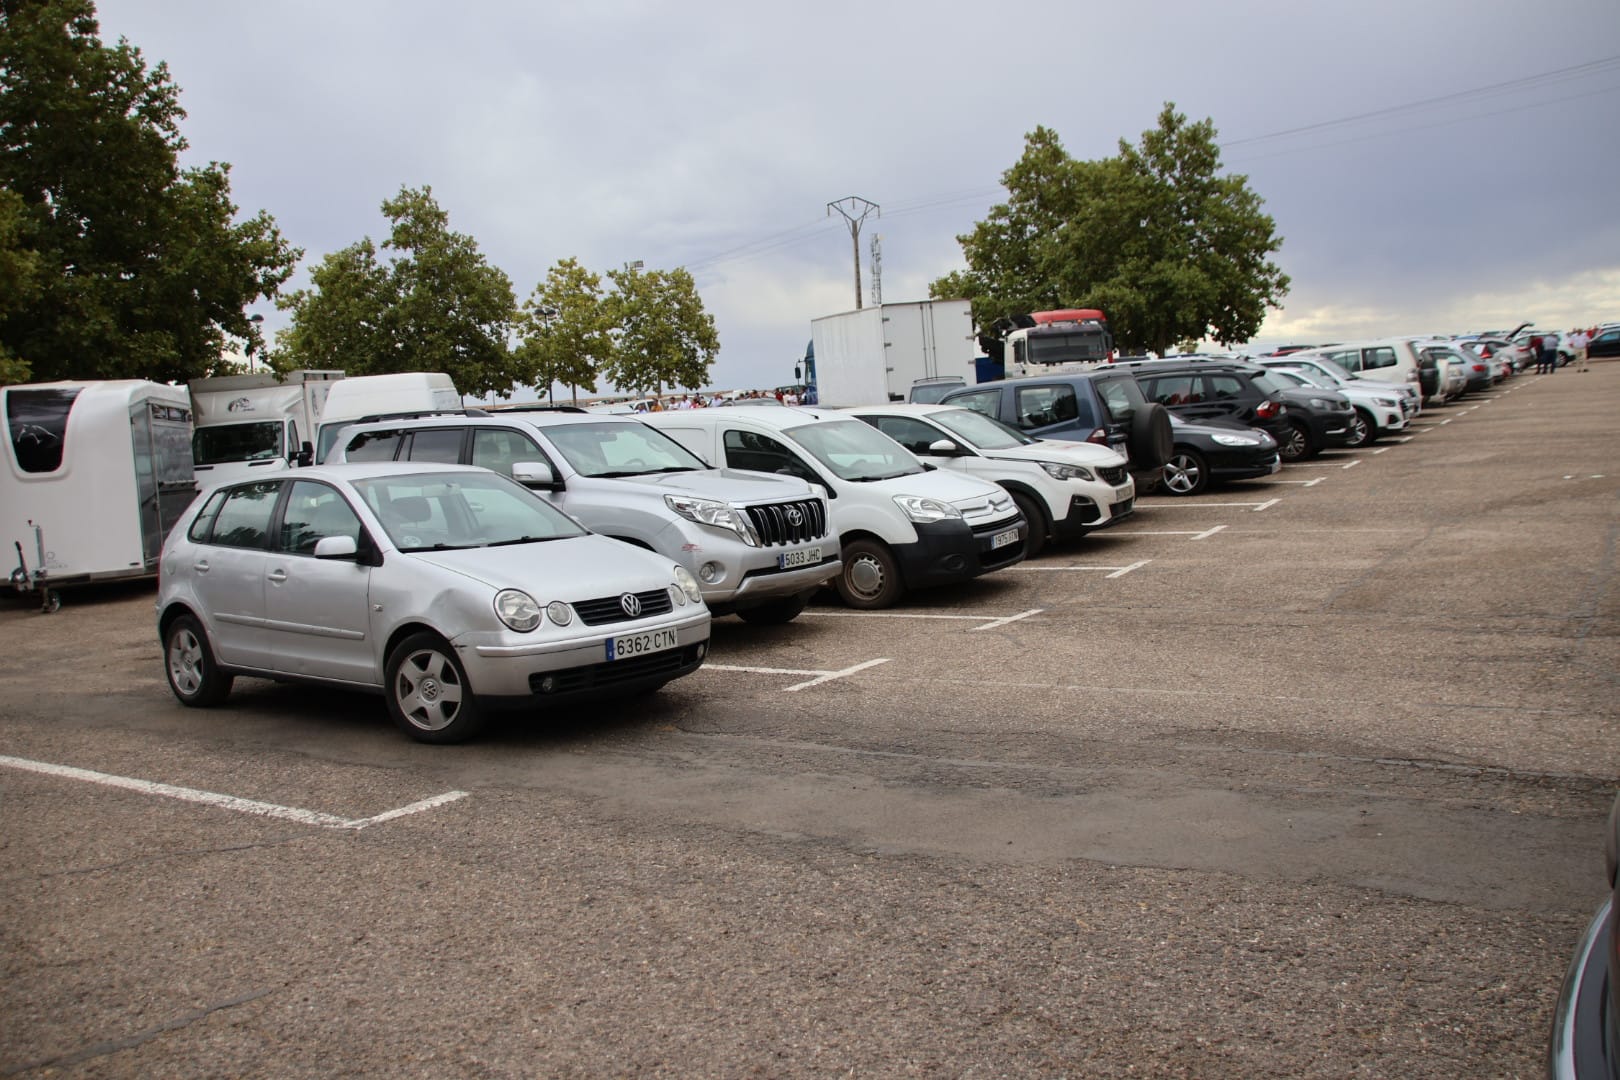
[1015,559,1150,578]
[1104,525,1226,540]
[1271,477,1324,487]
[1139,498,1278,511]
[0,754,469,830]
[706,657,891,692]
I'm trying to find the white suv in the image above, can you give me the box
[845,403,1133,557]
[641,406,1028,609]
[330,411,840,625]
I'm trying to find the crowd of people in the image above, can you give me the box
[1532,327,1597,374]
[624,385,818,411]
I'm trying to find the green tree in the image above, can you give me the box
[0,188,41,383]
[931,106,1289,355]
[601,264,719,397]
[275,185,520,398]
[0,0,299,383]
[513,257,611,404]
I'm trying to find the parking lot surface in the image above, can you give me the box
[2,366,1616,1077]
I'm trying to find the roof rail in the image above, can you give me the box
[346,408,491,424]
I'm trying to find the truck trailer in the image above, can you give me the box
[188,369,344,483]
[807,300,976,407]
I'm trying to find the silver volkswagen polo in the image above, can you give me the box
[156,462,710,743]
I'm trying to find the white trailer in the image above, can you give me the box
[189,369,343,483]
[3,380,196,611]
[808,299,976,407]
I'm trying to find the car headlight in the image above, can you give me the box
[673,564,703,605]
[1211,433,1260,447]
[892,495,962,523]
[494,589,542,632]
[1307,397,1334,410]
[663,494,760,547]
[1374,397,1398,408]
[1038,461,1096,482]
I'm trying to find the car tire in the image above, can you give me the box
[1343,409,1376,448]
[1278,420,1314,462]
[164,614,234,707]
[736,594,807,625]
[1160,448,1209,496]
[1129,403,1173,468]
[835,538,904,610]
[385,632,484,744]
[1011,492,1048,558]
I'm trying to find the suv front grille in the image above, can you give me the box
[573,588,674,627]
[744,498,828,546]
[1098,465,1127,486]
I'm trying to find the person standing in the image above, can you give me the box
[1531,334,1548,374]
[1568,327,1591,372]
[1539,333,1560,374]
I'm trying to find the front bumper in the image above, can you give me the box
[893,513,1027,590]
[459,609,712,699]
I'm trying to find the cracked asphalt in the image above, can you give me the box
[1,363,1616,1077]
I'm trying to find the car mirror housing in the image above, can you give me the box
[511,460,558,488]
[313,535,359,560]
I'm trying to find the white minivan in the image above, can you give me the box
[641,406,1028,609]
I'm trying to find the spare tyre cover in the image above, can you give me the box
[1129,403,1173,468]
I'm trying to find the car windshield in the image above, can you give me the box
[783,417,923,481]
[930,408,1035,449]
[354,471,587,551]
[541,421,708,478]
[193,421,285,465]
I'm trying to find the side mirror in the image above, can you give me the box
[293,441,315,467]
[511,460,559,488]
[313,535,359,560]
[927,438,961,456]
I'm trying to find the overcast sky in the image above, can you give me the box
[93,0,1620,395]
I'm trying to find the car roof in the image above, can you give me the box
[644,405,850,430]
[845,403,960,418]
[339,411,648,436]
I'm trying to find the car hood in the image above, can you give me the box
[980,440,1128,469]
[404,534,677,595]
[611,467,816,504]
[856,467,1007,508]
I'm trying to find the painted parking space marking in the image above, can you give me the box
[1137,497,1278,512]
[1271,477,1324,487]
[1015,559,1150,578]
[803,609,1043,631]
[1342,459,1362,470]
[0,754,469,830]
[706,657,891,692]
[1105,525,1227,540]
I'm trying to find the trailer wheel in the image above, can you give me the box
[164,614,234,706]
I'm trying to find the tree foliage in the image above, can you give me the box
[0,0,299,383]
[931,106,1290,354]
[601,265,719,396]
[274,185,520,398]
[513,257,611,403]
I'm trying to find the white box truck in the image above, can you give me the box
[189,369,344,483]
[313,372,462,461]
[807,299,976,407]
[4,380,196,611]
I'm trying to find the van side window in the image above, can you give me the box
[866,415,944,455]
[471,428,547,478]
[1363,348,1397,370]
[345,429,406,462]
[279,480,362,554]
[207,481,282,549]
[404,427,465,464]
[723,430,818,483]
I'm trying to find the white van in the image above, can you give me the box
[314,372,461,462]
[642,406,1028,609]
[3,380,196,610]
[1306,339,1429,400]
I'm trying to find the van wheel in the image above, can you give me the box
[836,539,903,610]
[736,595,807,625]
[1011,493,1047,557]
[164,614,234,707]
[385,632,484,743]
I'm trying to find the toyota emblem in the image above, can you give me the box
[620,593,643,617]
[785,507,804,527]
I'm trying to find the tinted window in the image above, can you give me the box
[6,386,81,473]
[279,480,362,555]
[208,482,282,549]
[193,421,285,465]
[1143,375,1198,405]
[1013,385,1085,429]
[723,429,820,484]
[1362,348,1397,370]
[471,428,548,478]
[345,429,406,463]
[404,427,465,464]
[1206,375,1247,401]
[864,416,946,455]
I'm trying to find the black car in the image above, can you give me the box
[939,370,1172,477]
[1548,792,1618,1078]
[1587,326,1620,359]
[1158,413,1281,495]
[1128,360,1354,462]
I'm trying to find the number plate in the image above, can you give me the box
[778,546,821,569]
[990,527,1021,550]
[604,628,679,661]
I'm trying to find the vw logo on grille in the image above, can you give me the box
[785,507,804,527]
[620,593,643,617]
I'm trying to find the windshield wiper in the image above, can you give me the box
[852,470,916,482]
[483,535,561,547]
[398,542,471,552]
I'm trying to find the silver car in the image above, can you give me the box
[156,462,711,743]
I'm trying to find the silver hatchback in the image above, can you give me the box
[156,462,711,743]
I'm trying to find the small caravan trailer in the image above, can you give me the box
[3,380,196,611]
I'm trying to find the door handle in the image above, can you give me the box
[267,569,288,583]
[193,560,209,573]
